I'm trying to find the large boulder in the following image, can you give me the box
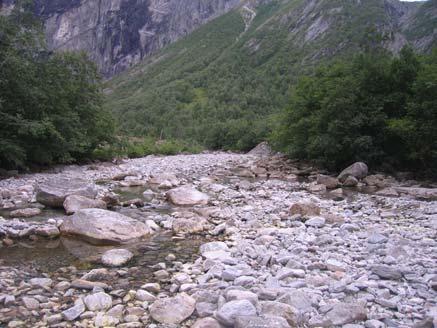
[248,142,273,157]
[338,162,368,183]
[63,195,106,214]
[166,186,209,206]
[316,175,339,189]
[36,178,98,208]
[149,293,196,324]
[60,209,151,245]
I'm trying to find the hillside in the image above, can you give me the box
[104,0,435,150]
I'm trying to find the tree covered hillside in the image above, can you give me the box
[104,0,434,151]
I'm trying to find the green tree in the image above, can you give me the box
[0,1,114,169]
[274,47,437,176]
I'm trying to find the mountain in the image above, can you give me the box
[103,0,436,150]
[0,0,243,77]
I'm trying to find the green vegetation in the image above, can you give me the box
[92,137,203,161]
[105,0,433,154]
[1,0,435,175]
[274,47,437,175]
[0,1,114,170]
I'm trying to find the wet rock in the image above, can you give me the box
[166,185,209,206]
[317,175,339,189]
[149,292,196,324]
[63,195,106,214]
[215,300,257,326]
[343,175,359,187]
[375,188,399,197]
[394,187,437,200]
[101,248,133,266]
[338,162,368,182]
[289,201,321,217]
[101,192,120,207]
[10,208,42,218]
[60,208,151,245]
[36,178,98,208]
[142,190,155,202]
[121,198,144,207]
[34,225,60,238]
[83,292,112,311]
[371,265,403,280]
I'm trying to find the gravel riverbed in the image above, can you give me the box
[0,152,436,327]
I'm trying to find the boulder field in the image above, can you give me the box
[0,152,436,327]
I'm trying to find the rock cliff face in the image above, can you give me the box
[26,0,242,76]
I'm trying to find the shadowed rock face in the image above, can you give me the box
[26,0,241,77]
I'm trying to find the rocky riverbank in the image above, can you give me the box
[0,152,436,327]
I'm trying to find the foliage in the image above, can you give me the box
[105,0,433,154]
[0,1,114,170]
[274,47,437,176]
[91,137,203,161]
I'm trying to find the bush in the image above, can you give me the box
[0,2,115,170]
[273,47,437,176]
[92,137,204,161]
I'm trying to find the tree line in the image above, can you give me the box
[273,47,437,176]
[0,1,114,170]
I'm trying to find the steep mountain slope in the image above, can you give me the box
[403,0,437,51]
[0,0,243,76]
[104,0,435,150]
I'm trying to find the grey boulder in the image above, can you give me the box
[215,300,257,326]
[36,178,98,208]
[338,162,368,183]
[60,208,151,245]
[63,195,106,214]
[166,185,209,206]
[149,293,196,324]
